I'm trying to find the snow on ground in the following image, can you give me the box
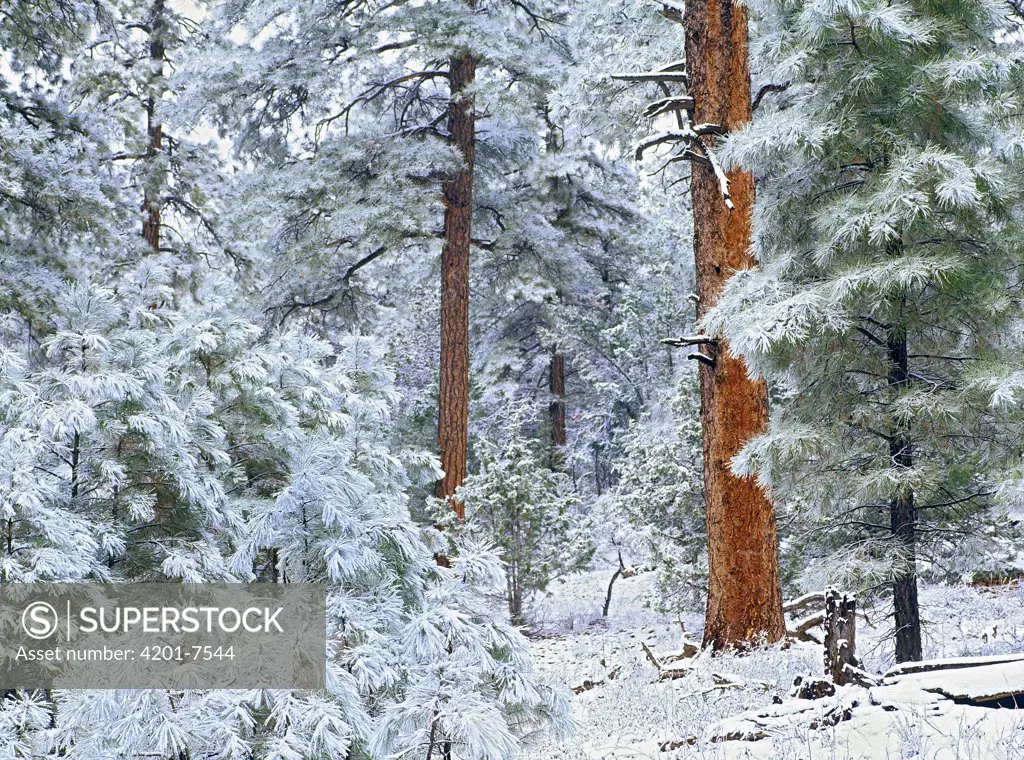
[524,566,1024,759]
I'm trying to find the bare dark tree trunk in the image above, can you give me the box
[684,0,786,649]
[434,34,476,518]
[70,432,80,500]
[887,323,922,662]
[549,347,566,470]
[507,575,524,626]
[142,0,165,253]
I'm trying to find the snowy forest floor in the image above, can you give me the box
[524,567,1024,759]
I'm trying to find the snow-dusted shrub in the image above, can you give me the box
[451,411,593,626]
[606,373,707,615]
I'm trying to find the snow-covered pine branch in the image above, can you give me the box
[611,59,689,86]
[643,95,696,119]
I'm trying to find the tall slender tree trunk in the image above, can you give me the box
[143,0,169,529]
[549,347,566,470]
[684,0,785,649]
[142,0,165,253]
[887,323,922,662]
[434,35,476,518]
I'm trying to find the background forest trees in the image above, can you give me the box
[2,0,1024,756]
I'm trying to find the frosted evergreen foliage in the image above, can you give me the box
[2,284,571,757]
[374,545,572,760]
[178,0,569,323]
[708,0,1024,592]
[603,368,706,615]
[451,407,594,625]
[0,272,247,583]
[0,2,571,756]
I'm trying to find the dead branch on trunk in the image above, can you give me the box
[643,95,695,118]
[783,591,827,615]
[611,59,689,85]
[789,611,825,644]
[662,334,717,348]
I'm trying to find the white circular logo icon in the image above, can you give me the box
[22,601,59,640]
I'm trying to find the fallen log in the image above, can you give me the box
[885,652,1024,678]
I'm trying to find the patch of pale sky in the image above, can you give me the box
[170,0,205,22]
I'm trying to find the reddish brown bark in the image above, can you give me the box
[142,0,164,254]
[434,48,476,518]
[549,348,566,470]
[684,0,786,649]
[142,120,162,252]
[144,1,168,527]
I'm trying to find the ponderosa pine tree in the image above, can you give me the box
[468,137,650,487]
[709,0,1024,662]
[186,0,583,511]
[180,5,574,756]
[615,0,786,648]
[435,2,476,514]
[141,0,165,253]
[684,0,785,650]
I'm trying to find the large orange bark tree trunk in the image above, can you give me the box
[684,0,786,649]
[434,43,476,519]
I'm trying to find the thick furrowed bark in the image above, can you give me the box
[434,50,476,518]
[685,0,785,649]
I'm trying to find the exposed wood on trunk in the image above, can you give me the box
[549,347,566,470]
[684,0,785,649]
[887,319,922,662]
[434,22,476,519]
[142,0,165,253]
